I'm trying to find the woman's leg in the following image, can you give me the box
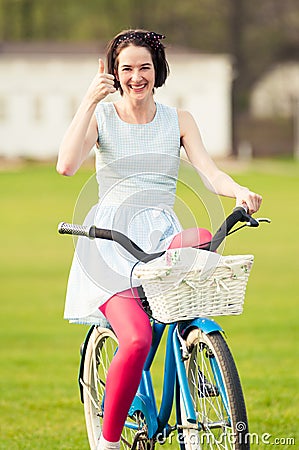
[97,228,211,445]
[168,227,212,249]
[99,288,152,443]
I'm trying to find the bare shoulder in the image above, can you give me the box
[177,109,194,122]
[177,109,197,137]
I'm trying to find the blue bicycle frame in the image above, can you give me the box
[127,317,223,439]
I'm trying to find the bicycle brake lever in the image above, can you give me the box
[255,218,271,224]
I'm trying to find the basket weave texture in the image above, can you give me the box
[134,248,254,323]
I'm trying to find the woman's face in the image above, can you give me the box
[116,45,155,99]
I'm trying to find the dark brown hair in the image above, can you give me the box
[106,29,170,94]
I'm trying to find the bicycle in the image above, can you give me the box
[58,207,270,450]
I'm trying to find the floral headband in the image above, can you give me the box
[113,31,166,52]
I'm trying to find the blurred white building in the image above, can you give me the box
[250,62,299,118]
[0,43,232,159]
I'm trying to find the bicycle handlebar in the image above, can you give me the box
[58,222,165,263]
[58,207,269,263]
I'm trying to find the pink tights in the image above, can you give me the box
[99,289,152,442]
[99,227,212,442]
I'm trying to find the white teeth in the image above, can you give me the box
[130,84,146,89]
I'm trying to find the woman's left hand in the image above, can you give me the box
[236,188,263,215]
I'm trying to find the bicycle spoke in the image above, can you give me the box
[177,330,249,450]
[80,378,101,411]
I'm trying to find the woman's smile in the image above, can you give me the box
[129,83,147,92]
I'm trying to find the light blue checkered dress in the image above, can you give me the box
[64,102,182,324]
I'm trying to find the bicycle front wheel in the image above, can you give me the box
[82,326,154,450]
[176,329,249,450]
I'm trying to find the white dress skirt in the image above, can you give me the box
[63,101,182,325]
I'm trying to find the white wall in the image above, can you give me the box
[0,52,232,158]
[156,54,232,157]
[0,56,97,157]
[250,62,299,118]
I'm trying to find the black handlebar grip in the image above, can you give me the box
[58,222,92,237]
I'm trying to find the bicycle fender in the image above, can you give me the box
[180,318,223,337]
[129,393,158,438]
[78,325,96,404]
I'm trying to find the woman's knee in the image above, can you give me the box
[168,227,212,249]
[116,335,151,370]
[100,290,152,361]
[121,330,152,359]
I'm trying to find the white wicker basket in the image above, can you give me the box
[134,248,254,323]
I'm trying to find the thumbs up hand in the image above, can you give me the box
[86,58,116,105]
[98,58,105,74]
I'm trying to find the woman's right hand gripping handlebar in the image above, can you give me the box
[56,59,116,177]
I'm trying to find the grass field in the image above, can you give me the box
[0,159,298,449]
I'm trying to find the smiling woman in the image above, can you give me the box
[56,28,262,450]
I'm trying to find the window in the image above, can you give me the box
[0,96,7,121]
[33,95,43,121]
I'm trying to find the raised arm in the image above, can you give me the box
[178,110,262,214]
[56,59,116,176]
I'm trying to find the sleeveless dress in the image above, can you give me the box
[64,102,183,325]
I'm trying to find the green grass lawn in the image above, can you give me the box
[0,159,298,449]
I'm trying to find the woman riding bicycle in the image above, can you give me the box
[56,29,262,450]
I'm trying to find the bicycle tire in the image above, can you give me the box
[82,326,155,450]
[176,329,249,450]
